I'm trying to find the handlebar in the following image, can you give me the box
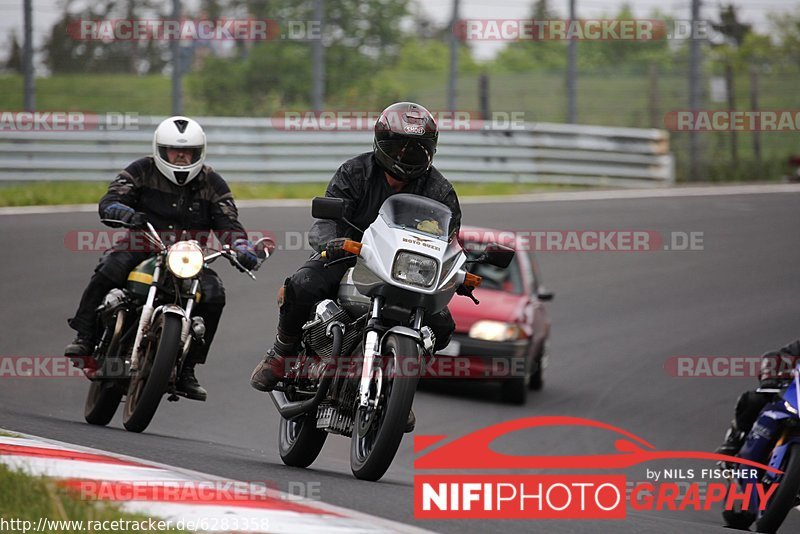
[100,215,275,280]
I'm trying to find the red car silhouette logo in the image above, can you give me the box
[414,416,779,473]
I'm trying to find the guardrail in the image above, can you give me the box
[0,116,674,187]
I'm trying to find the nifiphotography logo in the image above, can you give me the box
[413,417,779,520]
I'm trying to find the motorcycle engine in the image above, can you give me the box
[302,299,364,358]
[99,288,127,318]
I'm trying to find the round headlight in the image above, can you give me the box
[469,320,524,342]
[392,251,438,288]
[166,241,204,279]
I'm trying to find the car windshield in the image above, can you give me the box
[379,193,452,241]
[465,244,523,295]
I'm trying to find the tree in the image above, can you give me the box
[713,4,751,48]
[43,0,170,74]
[190,0,414,113]
[767,9,800,69]
[5,31,22,74]
[490,0,567,72]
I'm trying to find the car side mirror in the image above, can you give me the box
[312,197,345,220]
[536,286,554,302]
[477,243,515,269]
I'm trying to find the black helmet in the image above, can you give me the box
[373,102,438,182]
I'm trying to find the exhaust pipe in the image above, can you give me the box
[269,323,343,419]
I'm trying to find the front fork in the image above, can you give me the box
[129,264,162,372]
[358,297,383,408]
[357,303,425,408]
[128,268,198,373]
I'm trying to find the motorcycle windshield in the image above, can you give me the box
[379,193,451,242]
[783,369,800,413]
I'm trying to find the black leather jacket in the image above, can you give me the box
[99,156,247,247]
[308,152,461,251]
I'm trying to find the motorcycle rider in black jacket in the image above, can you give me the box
[64,116,259,401]
[250,102,462,432]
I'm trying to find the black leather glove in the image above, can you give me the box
[323,237,349,261]
[233,238,259,270]
[103,203,135,226]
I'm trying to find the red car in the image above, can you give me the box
[436,226,553,404]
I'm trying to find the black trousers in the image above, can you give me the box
[278,257,455,351]
[68,249,225,365]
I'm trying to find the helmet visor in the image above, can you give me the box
[158,145,204,166]
[377,139,432,169]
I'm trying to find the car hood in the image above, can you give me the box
[449,288,527,333]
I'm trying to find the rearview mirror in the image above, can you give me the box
[312,197,345,220]
[478,243,515,269]
[253,237,276,259]
[536,286,554,302]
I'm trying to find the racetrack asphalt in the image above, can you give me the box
[1,190,799,533]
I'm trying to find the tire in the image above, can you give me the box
[529,342,545,391]
[122,314,182,433]
[84,382,124,426]
[529,367,544,391]
[501,351,530,405]
[755,442,800,533]
[722,494,755,530]
[84,311,126,426]
[278,415,328,468]
[350,334,419,481]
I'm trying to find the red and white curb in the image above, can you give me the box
[0,429,429,533]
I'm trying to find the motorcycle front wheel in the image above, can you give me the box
[350,333,418,481]
[755,442,800,533]
[122,314,182,433]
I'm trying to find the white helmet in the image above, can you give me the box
[153,116,206,186]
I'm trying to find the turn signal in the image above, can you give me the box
[464,272,482,288]
[343,240,363,255]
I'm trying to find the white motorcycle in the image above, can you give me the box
[269,193,513,481]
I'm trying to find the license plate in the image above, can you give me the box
[437,340,461,357]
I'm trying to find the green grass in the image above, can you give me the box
[0,430,20,437]
[0,463,188,533]
[0,181,588,207]
[0,75,197,115]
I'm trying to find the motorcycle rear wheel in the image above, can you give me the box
[278,414,328,468]
[84,311,126,426]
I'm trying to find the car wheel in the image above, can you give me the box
[501,353,530,405]
[529,342,547,391]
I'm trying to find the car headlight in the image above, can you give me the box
[392,251,438,288]
[469,320,524,342]
[166,241,204,279]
